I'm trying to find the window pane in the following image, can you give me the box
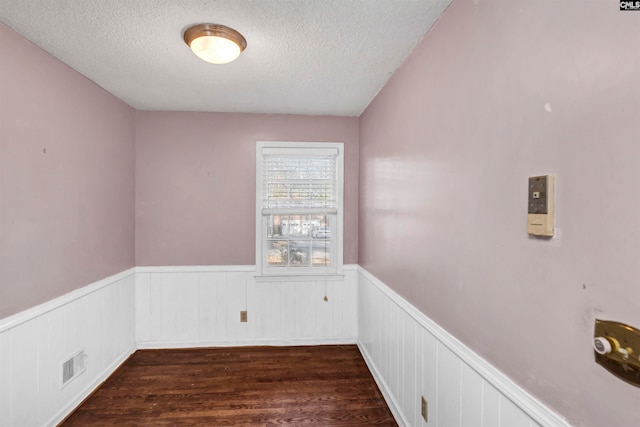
[312,240,330,266]
[289,241,310,267]
[266,240,288,267]
[288,214,309,236]
[267,214,287,238]
[301,216,312,236]
[310,214,328,239]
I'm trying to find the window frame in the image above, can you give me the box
[255,141,344,281]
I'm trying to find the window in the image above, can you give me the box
[256,141,344,279]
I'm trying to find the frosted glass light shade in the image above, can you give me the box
[184,24,247,65]
[190,36,241,64]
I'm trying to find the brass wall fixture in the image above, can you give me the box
[593,319,640,387]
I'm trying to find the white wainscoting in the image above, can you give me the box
[357,267,570,427]
[135,265,358,348]
[1,264,572,427]
[0,269,136,427]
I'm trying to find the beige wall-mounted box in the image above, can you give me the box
[528,175,554,237]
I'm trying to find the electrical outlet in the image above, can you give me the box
[421,396,428,422]
[240,310,247,322]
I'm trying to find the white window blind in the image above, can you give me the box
[261,150,338,213]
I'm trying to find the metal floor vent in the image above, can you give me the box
[62,350,86,386]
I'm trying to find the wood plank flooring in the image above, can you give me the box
[60,345,397,426]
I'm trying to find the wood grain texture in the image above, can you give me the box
[60,345,397,426]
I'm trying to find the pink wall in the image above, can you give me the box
[135,112,358,266]
[0,24,136,318]
[359,1,639,426]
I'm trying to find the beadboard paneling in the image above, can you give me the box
[135,265,358,348]
[0,270,136,427]
[358,267,566,427]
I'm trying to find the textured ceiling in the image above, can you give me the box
[0,0,451,116]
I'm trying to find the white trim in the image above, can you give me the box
[135,265,256,274]
[262,146,339,156]
[358,266,571,427]
[261,207,338,215]
[358,340,408,427]
[254,273,345,282]
[135,264,357,274]
[46,344,136,427]
[0,268,136,334]
[137,337,357,349]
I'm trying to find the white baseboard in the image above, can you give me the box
[137,337,357,349]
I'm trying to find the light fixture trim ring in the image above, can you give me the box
[183,23,247,52]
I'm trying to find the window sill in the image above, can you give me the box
[254,273,345,283]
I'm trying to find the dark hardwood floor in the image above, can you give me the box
[60,345,397,426]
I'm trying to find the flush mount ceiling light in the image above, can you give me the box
[183,24,247,64]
